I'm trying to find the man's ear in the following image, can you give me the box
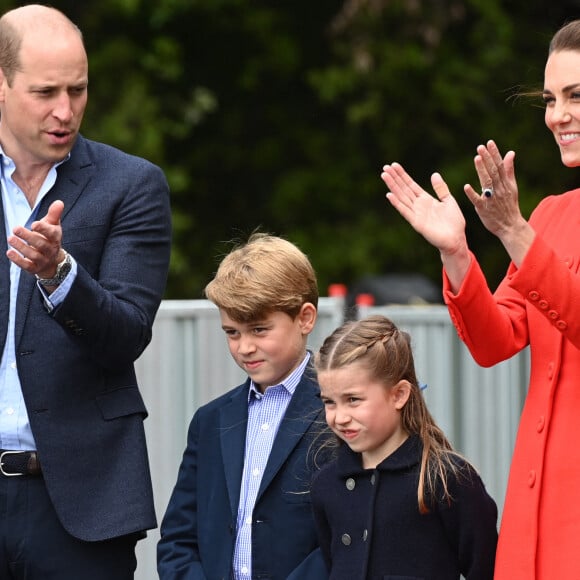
[297,302,317,334]
[392,380,412,410]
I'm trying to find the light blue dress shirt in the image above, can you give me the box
[232,351,311,579]
[0,151,76,450]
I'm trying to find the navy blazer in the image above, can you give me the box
[0,135,172,541]
[158,367,330,580]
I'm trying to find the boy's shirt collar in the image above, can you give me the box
[248,351,311,401]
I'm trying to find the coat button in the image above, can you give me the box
[548,310,559,320]
[528,291,540,301]
[556,320,568,330]
[536,416,545,433]
[370,473,376,485]
[362,529,368,541]
[345,478,355,491]
[528,470,536,487]
[341,533,352,546]
[538,300,549,310]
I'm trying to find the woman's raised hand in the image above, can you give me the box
[381,162,467,256]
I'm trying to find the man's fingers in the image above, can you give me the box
[44,200,65,225]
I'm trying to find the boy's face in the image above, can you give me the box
[219,304,316,391]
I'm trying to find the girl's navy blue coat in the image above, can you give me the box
[311,435,498,579]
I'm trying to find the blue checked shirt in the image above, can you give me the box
[232,351,310,579]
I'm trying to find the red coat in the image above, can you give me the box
[443,188,580,579]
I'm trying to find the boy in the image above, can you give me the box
[157,233,328,579]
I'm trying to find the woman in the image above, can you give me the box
[380,19,580,580]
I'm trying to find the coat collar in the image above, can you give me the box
[335,433,422,476]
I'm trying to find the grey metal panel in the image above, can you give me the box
[134,300,527,579]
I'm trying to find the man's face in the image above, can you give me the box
[0,30,88,165]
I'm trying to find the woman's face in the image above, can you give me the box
[544,50,580,167]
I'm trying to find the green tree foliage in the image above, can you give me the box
[2,0,579,299]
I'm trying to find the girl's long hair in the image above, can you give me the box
[315,314,466,514]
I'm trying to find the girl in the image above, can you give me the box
[311,314,497,579]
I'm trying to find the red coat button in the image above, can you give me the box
[528,470,536,487]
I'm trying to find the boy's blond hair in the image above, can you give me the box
[205,233,318,322]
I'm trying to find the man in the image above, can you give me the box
[0,4,172,578]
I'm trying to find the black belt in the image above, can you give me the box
[0,450,42,476]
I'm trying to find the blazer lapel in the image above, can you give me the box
[258,370,322,497]
[14,136,95,344]
[37,135,94,221]
[220,382,250,516]
[0,200,9,354]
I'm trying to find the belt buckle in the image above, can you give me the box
[0,450,25,477]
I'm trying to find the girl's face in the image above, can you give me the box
[544,50,580,167]
[318,362,410,468]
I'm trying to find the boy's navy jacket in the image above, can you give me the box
[157,365,329,580]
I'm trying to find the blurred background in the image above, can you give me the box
[2,0,579,301]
